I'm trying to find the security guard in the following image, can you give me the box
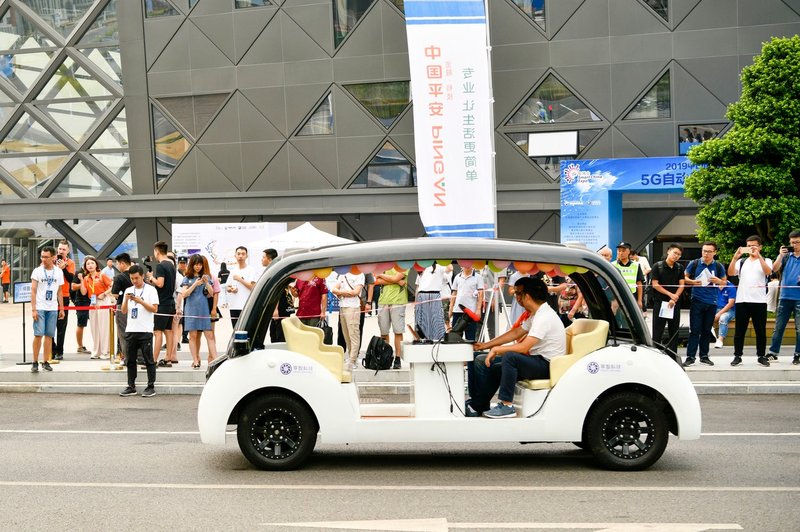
[613,242,645,312]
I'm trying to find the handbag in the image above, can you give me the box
[318,319,334,345]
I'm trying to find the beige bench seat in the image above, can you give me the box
[281,315,350,383]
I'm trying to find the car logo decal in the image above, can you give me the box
[279,363,292,375]
[587,361,599,374]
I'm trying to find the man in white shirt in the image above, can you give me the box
[119,265,160,397]
[227,246,257,329]
[101,258,115,279]
[727,235,773,367]
[448,265,484,341]
[30,246,65,373]
[332,271,365,369]
[471,277,566,419]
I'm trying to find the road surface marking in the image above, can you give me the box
[0,429,798,436]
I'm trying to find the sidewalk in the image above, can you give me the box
[1,302,799,394]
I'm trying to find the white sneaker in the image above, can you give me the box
[714,338,724,349]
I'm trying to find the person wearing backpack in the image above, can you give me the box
[767,230,800,365]
[683,241,727,366]
[727,235,773,367]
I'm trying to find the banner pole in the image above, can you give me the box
[16,302,28,365]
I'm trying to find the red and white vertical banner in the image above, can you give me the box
[405,0,497,238]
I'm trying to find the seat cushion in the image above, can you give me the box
[518,378,551,390]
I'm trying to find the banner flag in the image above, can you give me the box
[405,0,497,238]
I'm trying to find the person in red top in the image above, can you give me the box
[79,256,113,360]
[291,276,328,327]
[1,259,10,303]
[53,240,76,360]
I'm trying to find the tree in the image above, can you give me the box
[684,35,800,261]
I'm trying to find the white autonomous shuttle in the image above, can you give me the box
[198,238,700,471]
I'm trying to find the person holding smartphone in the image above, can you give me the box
[767,230,800,365]
[180,254,217,369]
[728,235,773,367]
[53,239,75,360]
[119,265,159,397]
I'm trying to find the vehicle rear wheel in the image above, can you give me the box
[586,392,668,471]
[237,394,317,471]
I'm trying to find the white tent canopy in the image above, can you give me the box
[250,223,354,254]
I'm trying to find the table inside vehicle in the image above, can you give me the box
[403,342,473,418]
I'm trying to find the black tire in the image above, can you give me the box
[586,392,668,471]
[237,394,317,471]
[572,441,588,451]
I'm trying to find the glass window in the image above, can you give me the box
[90,108,128,150]
[0,7,58,50]
[510,0,545,29]
[91,152,131,188]
[388,0,404,13]
[79,46,122,86]
[36,55,113,100]
[508,74,601,125]
[643,0,668,22]
[0,51,54,94]
[145,0,180,18]
[0,155,68,196]
[235,0,273,7]
[343,81,410,128]
[297,93,333,136]
[20,0,95,39]
[0,112,67,153]
[37,99,116,143]
[152,104,190,186]
[70,219,128,258]
[49,160,120,198]
[78,0,119,46]
[0,104,15,129]
[678,123,725,155]
[107,229,139,260]
[350,142,416,188]
[508,129,601,181]
[0,177,20,198]
[625,71,671,120]
[156,93,228,139]
[333,0,375,48]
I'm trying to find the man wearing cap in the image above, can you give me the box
[613,242,645,312]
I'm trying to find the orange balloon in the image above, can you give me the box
[513,261,534,273]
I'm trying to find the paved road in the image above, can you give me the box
[1,394,798,531]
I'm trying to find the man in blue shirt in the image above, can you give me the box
[768,230,800,365]
[714,281,736,349]
[683,241,727,366]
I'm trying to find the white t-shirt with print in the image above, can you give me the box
[336,272,365,308]
[227,265,257,310]
[124,284,160,333]
[735,257,772,304]
[31,266,64,311]
[520,303,567,361]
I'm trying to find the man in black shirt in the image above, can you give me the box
[111,253,133,361]
[145,241,176,365]
[651,243,685,356]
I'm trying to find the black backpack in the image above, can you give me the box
[362,336,394,372]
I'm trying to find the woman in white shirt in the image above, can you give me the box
[415,264,448,341]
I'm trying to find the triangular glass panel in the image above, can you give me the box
[334,0,375,48]
[388,0,404,14]
[145,0,180,18]
[0,105,15,129]
[625,71,671,120]
[510,0,545,30]
[49,160,120,198]
[678,123,727,155]
[0,177,21,198]
[90,108,128,150]
[0,112,67,153]
[70,219,127,255]
[0,154,69,196]
[349,141,416,188]
[78,0,119,46]
[156,93,228,139]
[297,93,333,136]
[507,75,602,125]
[90,152,131,188]
[235,0,274,8]
[152,104,191,186]
[107,229,139,260]
[79,46,122,86]
[0,6,58,50]
[36,55,113,100]
[188,1,201,11]
[0,87,14,104]
[19,0,93,40]
[0,51,55,94]
[507,129,602,182]
[344,81,410,128]
[37,99,116,143]
[643,0,669,22]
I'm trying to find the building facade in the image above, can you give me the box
[1,0,800,261]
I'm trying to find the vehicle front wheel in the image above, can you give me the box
[586,392,668,471]
[237,394,317,471]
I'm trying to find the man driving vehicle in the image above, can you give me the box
[468,276,566,418]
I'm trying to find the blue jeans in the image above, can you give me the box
[498,352,549,403]
[769,299,800,355]
[686,300,716,360]
[468,352,503,413]
[717,307,735,338]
